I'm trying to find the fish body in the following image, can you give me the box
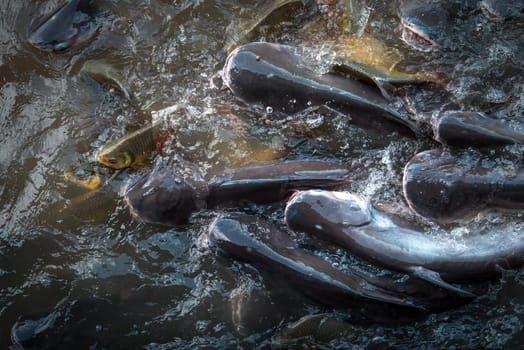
[403,149,524,223]
[225,0,309,54]
[480,0,523,20]
[207,213,427,310]
[272,313,357,347]
[206,161,351,208]
[332,34,438,83]
[28,0,99,52]
[434,111,524,147]
[82,59,132,101]
[284,189,524,295]
[97,124,155,169]
[125,160,350,226]
[223,42,420,136]
[399,0,478,52]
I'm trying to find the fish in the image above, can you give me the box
[222,42,421,137]
[398,0,478,52]
[403,149,524,223]
[207,213,428,310]
[224,0,311,54]
[433,110,524,147]
[341,0,373,37]
[331,34,443,99]
[63,164,102,190]
[81,59,133,102]
[124,164,200,227]
[97,123,155,169]
[206,160,351,208]
[271,313,358,348]
[283,189,515,297]
[28,0,100,52]
[480,0,523,21]
[125,160,351,226]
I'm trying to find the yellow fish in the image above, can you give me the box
[64,165,102,190]
[97,124,155,169]
[331,34,443,98]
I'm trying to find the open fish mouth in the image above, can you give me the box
[400,21,440,52]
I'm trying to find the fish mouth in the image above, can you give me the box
[400,22,440,52]
[221,45,243,91]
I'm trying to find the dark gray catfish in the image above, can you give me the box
[399,0,478,52]
[207,213,428,310]
[480,0,523,20]
[222,42,420,137]
[284,189,524,296]
[28,0,100,52]
[403,149,524,223]
[125,160,350,226]
[434,111,524,148]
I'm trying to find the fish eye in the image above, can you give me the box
[53,41,69,52]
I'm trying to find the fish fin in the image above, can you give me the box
[372,77,394,100]
[494,263,508,274]
[410,266,476,299]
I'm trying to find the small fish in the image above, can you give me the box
[63,164,102,190]
[82,59,133,102]
[341,0,373,37]
[28,0,99,52]
[224,0,310,54]
[272,313,357,348]
[97,123,155,169]
[331,34,442,98]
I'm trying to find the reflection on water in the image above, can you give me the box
[1,0,524,348]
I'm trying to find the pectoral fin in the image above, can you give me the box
[372,77,395,100]
[410,266,476,299]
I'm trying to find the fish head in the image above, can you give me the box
[399,0,477,52]
[285,190,371,235]
[399,0,451,52]
[480,0,523,21]
[222,42,315,114]
[28,0,99,52]
[125,169,197,226]
[63,164,101,190]
[97,147,133,169]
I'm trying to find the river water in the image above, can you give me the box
[1,0,524,348]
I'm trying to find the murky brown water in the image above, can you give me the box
[2,0,524,348]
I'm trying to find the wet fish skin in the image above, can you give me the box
[206,161,351,208]
[284,189,524,292]
[434,111,524,147]
[481,0,523,21]
[271,313,357,348]
[403,149,524,223]
[125,160,351,226]
[28,0,99,52]
[82,59,133,101]
[399,0,478,52]
[207,213,427,310]
[223,42,421,137]
[125,166,198,227]
[224,0,311,54]
[97,124,155,169]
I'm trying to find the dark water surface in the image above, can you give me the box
[1,0,524,348]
